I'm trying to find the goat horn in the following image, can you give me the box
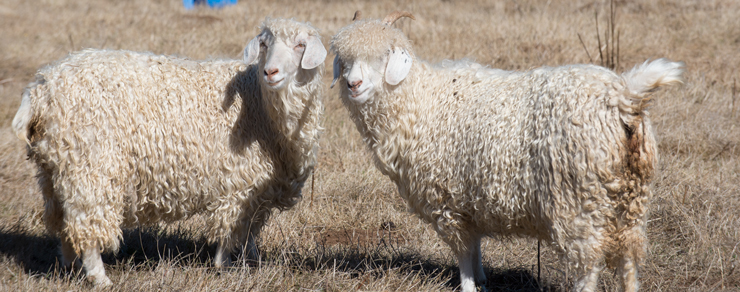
[352,10,362,21]
[382,11,415,26]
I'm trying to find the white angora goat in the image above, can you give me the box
[330,11,683,292]
[12,18,326,285]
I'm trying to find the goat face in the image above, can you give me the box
[244,29,326,90]
[332,47,412,104]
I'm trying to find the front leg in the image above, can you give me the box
[214,242,232,268]
[456,234,487,292]
[214,233,259,267]
[82,244,112,286]
[457,248,477,292]
[243,232,259,261]
[60,236,81,270]
[472,235,487,286]
[234,213,269,266]
[216,201,272,268]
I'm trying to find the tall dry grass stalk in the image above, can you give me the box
[0,0,738,291]
[579,0,620,70]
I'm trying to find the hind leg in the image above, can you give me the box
[615,225,646,292]
[58,217,113,286]
[46,196,80,269]
[65,209,119,287]
[617,256,639,292]
[60,179,123,286]
[564,228,606,292]
[38,168,81,269]
[573,263,602,292]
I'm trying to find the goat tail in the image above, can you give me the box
[618,59,684,178]
[13,78,44,144]
[621,58,685,109]
[617,58,685,126]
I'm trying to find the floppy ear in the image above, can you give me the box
[243,33,263,65]
[331,55,341,88]
[300,35,328,69]
[385,48,412,85]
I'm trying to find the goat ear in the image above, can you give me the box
[243,33,262,65]
[300,35,327,69]
[385,48,412,85]
[331,55,341,88]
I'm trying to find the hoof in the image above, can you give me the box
[89,274,113,287]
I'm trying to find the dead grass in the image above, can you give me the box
[0,0,738,290]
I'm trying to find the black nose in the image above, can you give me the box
[348,80,362,89]
[264,68,279,77]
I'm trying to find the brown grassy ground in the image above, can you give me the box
[0,0,738,291]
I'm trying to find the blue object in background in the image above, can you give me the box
[183,0,237,9]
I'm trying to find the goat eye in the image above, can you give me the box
[260,42,267,49]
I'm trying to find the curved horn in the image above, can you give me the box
[352,10,362,21]
[382,11,415,26]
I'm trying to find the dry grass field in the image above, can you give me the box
[0,0,738,291]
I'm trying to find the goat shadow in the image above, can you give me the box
[289,235,564,292]
[0,224,215,276]
[222,64,315,160]
[223,65,274,154]
[0,225,562,291]
[302,251,560,292]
